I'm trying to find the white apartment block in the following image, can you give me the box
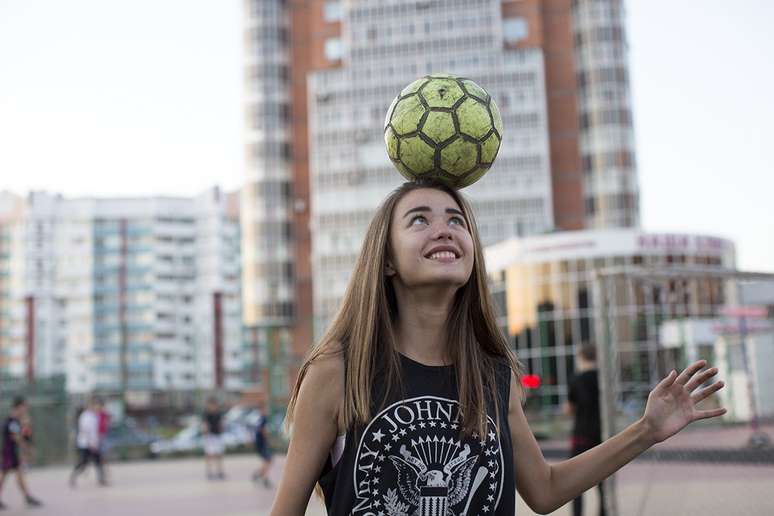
[308,0,555,326]
[0,188,243,396]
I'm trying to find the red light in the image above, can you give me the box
[521,374,541,389]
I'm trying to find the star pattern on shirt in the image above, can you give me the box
[355,397,507,516]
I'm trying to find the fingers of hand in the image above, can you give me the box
[675,360,707,386]
[685,366,719,392]
[694,407,727,421]
[691,380,725,404]
[654,369,678,392]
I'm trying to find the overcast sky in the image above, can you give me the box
[0,0,772,272]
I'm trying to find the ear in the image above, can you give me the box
[385,260,396,277]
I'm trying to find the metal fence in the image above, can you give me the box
[0,375,71,466]
[592,267,774,516]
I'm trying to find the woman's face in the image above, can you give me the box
[387,188,475,290]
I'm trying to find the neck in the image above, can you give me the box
[392,283,456,366]
[577,360,597,373]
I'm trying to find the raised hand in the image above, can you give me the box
[641,360,727,444]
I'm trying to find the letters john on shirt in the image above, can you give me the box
[352,396,504,516]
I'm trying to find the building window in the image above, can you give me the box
[503,17,528,45]
[324,37,343,61]
[323,0,343,22]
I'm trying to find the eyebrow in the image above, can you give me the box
[402,206,465,218]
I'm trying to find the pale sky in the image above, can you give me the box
[1,0,772,272]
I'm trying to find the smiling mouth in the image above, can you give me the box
[426,251,459,262]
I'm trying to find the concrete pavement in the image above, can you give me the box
[0,453,772,515]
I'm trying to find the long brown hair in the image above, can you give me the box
[286,180,522,440]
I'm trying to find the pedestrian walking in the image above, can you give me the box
[202,398,226,480]
[69,397,107,487]
[96,398,112,484]
[0,397,43,509]
[251,406,273,488]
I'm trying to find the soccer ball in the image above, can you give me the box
[384,73,503,189]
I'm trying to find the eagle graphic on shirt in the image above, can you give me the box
[352,396,504,516]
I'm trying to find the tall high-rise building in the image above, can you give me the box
[242,0,638,394]
[572,0,638,228]
[0,188,243,403]
[0,192,60,382]
[242,0,298,406]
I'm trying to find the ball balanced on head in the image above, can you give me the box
[384,73,503,189]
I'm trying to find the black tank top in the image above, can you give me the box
[319,352,516,516]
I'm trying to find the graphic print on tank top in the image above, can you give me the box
[352,396,504,516]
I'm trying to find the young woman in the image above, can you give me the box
[270,180,726,515]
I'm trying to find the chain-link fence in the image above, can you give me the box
[0,375,70,466]
[592,267,774,516]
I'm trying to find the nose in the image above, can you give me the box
[431,220,453,240]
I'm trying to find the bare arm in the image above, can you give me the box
[10,428,26,449]
[510,361,725,514]
[270,352,345,516]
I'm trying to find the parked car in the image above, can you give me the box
[149,406,254,457]
[103,418,159,460]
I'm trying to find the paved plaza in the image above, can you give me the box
[1,452,773,515]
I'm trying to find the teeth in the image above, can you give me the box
[429,251,457,260]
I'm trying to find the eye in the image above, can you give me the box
[449,216,465,227]
[410,215,429,226]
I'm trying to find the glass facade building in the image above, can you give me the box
[485,229,736,412]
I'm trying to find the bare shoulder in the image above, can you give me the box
[304,342,345,387]
[298,342,347,432]
[508,369,525,415]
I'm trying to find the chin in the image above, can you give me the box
[418,273,470,289]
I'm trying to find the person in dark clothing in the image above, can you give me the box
[0,397,43,509]
[251,405,273,488]
[565,344,605,516]
[202,398,225,480]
